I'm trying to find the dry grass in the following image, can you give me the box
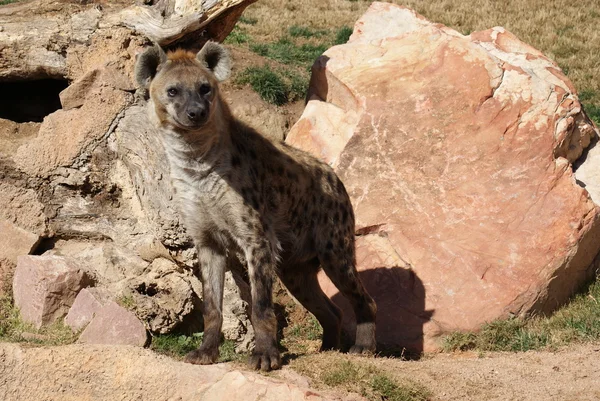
[443,275,600,352]
[290,353,431,401]
[239,0,600,119]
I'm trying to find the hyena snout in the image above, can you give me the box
[185,104,207,123]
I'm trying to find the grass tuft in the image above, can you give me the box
[294,357,431,401]
[225,25,251,45]
[236,66,289,105]
[0,291,78,345]
[236,65,307,105]
[289,25,327,38]
[250,37,327,68]
[334,26,354,45]
[151,333,244,363]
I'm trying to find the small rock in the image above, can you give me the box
[13,255,92,329]
[78,301,148,347]
[64,287,112,332]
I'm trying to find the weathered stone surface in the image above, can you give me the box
[13,255,92,328]
[0,220,40,296]
[222,271,255,352]
[0,182,46,236]
[126,257,198,334]
[287,2,600,351]
[78,301,148,347]
[46,241,150,287]
[64,287,111,332]
[14,85,132,177]
[0,343,344,401]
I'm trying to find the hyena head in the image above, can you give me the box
[135,41,231,131]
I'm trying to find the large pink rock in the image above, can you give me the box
[13,255,91,329]
[287,3,600,352]
[78,301,148,346]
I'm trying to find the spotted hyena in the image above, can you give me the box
[135,41,377,371]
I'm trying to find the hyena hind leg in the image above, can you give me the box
[185,246,226,365]
[278,260,343,351]
[319,252,377,354]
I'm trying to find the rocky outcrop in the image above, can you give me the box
[287,2,600,352]
[0,0,257,347]
[0,343,345,401]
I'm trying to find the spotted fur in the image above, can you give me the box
[135,41,377,371]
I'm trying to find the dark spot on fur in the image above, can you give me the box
[326,241,333,250]
[231,154,241,167]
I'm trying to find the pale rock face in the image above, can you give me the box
[13,255,92,329]
[287,2,600,352]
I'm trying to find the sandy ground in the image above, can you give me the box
[382,343,600,401]
[1,342,599,400]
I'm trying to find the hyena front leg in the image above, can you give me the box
[185,246,226,365]
[245,240,281,371]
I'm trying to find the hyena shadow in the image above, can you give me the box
[326,265,433,359]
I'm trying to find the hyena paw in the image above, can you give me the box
[248,348,281,371]
[184,347,219,365]
[348,344,376,355]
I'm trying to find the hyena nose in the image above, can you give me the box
[187,108,207,121]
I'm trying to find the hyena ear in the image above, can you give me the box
[196,41,231,81]
[135,44,167,89]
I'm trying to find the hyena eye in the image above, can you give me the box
[199,84,211,96]
[167,87,178,97]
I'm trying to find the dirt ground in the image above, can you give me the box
[1,341,599,400]
[382,343,600,401]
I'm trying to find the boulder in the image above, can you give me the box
[78,301,148,347]
[287,2,600,352]
[64,287,111,332]
[13,255,92,328]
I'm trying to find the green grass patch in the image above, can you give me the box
[583,103,600,126]
[151,333,244,363]
[0,0,20,5]
[236,65,307,105]
[334,26,354,45]
[250,37,328,68]
[287,315,322,341]
[225,25,251,45]
[579,90,600,125]
[298,358,430,401]
[289,25,328,38]
[443,276,600,352]
[0,291,78,345]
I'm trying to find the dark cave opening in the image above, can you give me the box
[0,79,69,123]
